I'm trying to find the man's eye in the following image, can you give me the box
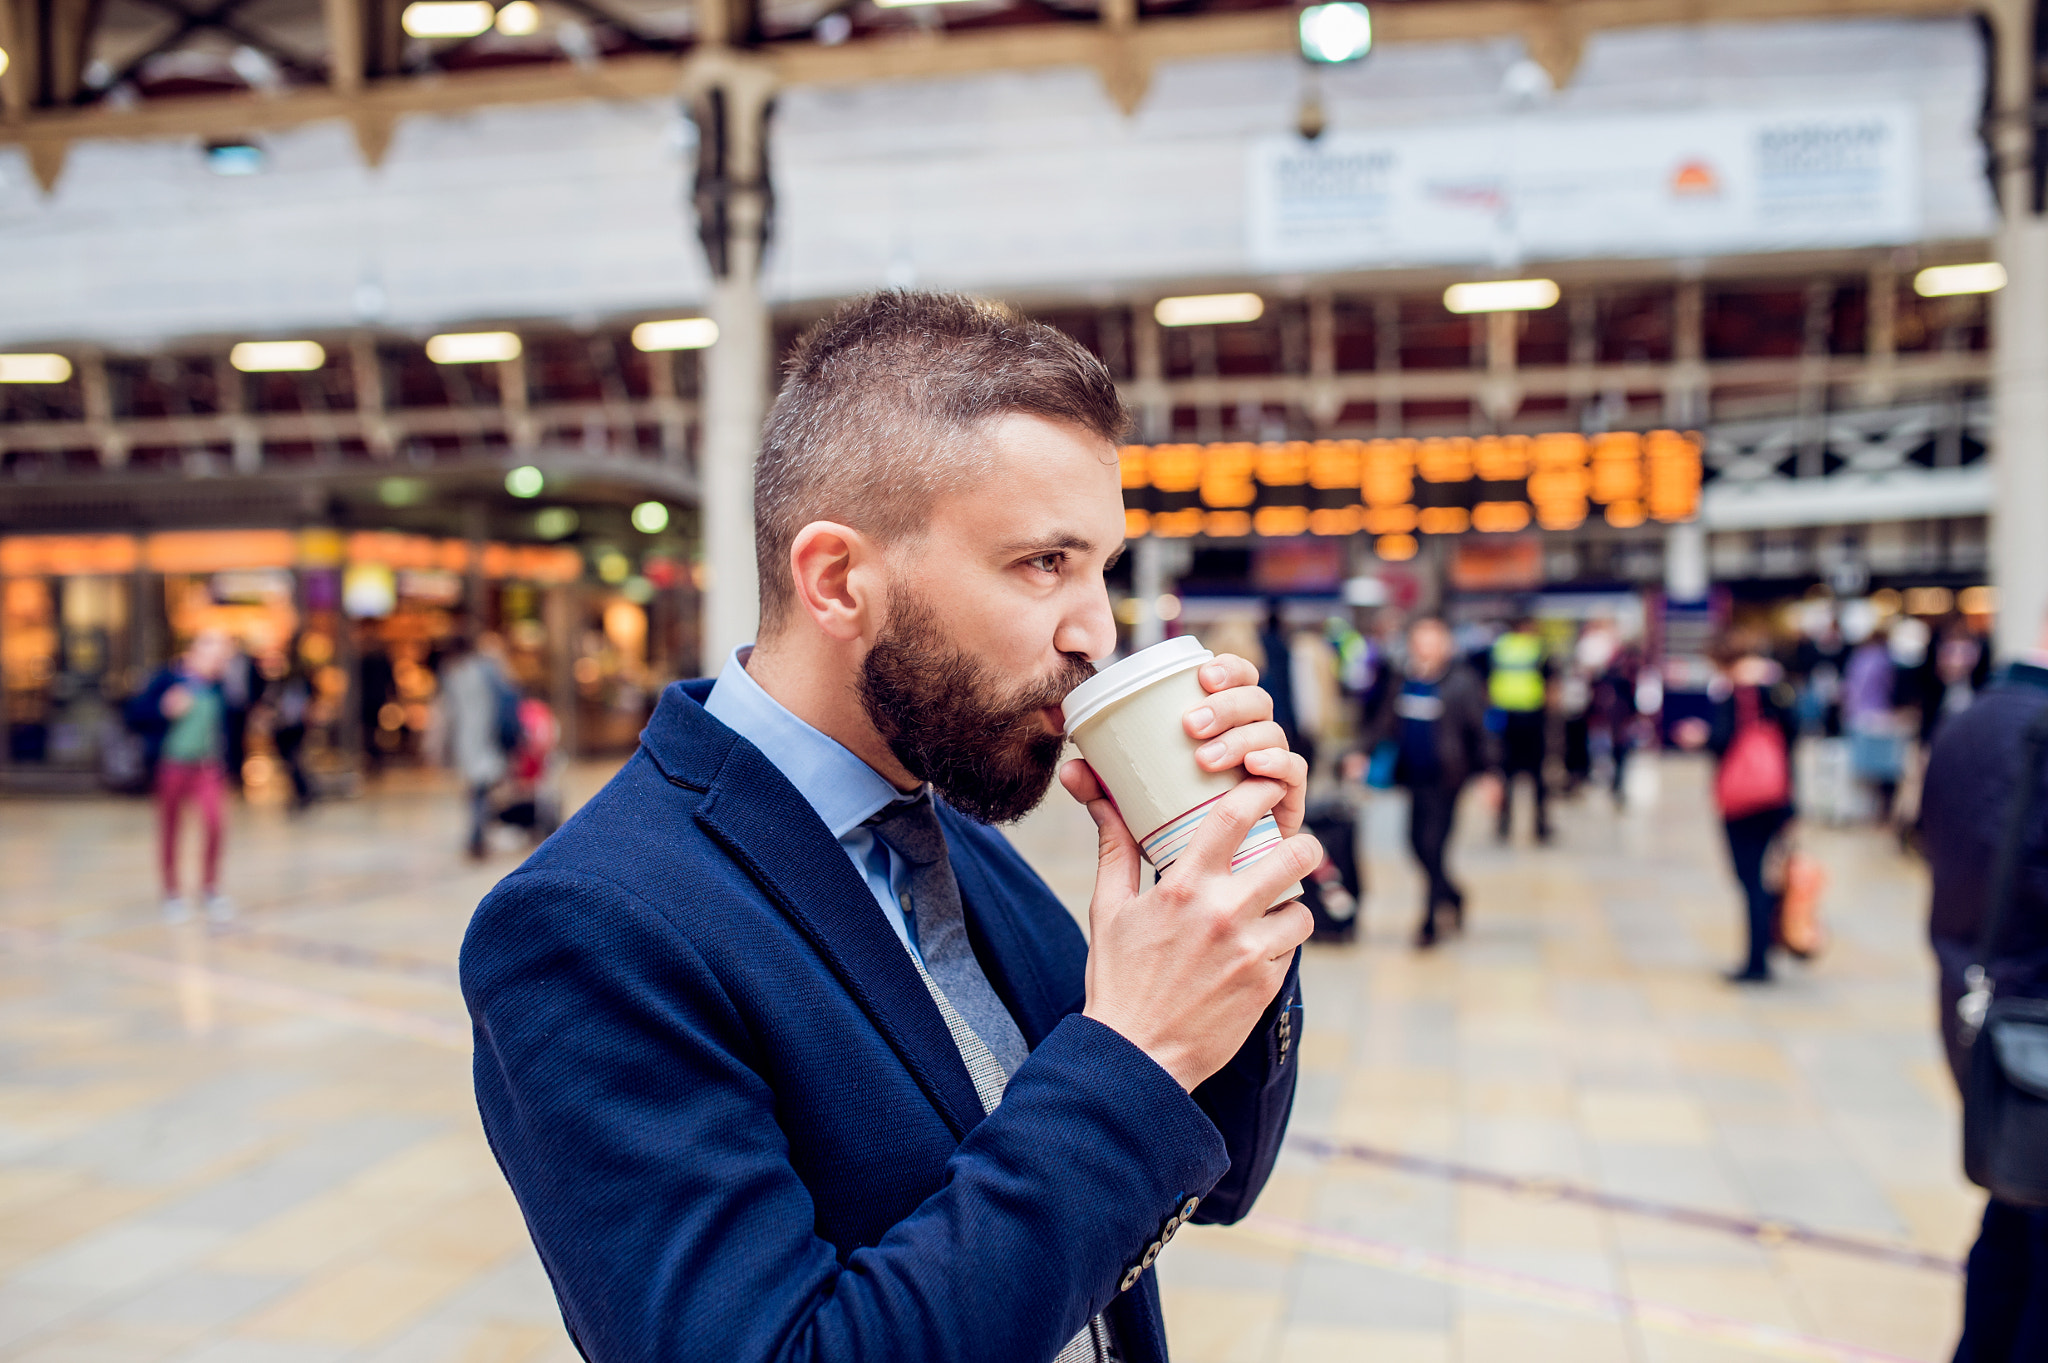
[1026,554,1063,573]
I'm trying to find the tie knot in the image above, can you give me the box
[867,790,947,866]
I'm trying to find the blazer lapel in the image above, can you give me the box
[675,720,989,1138]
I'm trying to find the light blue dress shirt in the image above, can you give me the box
[703,646,924,961]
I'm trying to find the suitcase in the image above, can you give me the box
[1304,801,1363,943]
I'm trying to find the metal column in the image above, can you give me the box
[1991,0,2048,658]
[685,46,776,665]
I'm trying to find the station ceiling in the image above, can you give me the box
[0,0,1991,189]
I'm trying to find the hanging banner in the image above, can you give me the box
[1248,103,1919,271]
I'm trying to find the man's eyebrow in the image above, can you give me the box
[993,533,1097,557]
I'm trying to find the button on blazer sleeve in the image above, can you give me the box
[463,868,1232,1363]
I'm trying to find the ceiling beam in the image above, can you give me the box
[0,0,1987,164]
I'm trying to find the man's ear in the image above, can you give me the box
[788,521,879,643]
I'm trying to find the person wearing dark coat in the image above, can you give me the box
[1920,637,2048,1363]
[1360,617,1493,949]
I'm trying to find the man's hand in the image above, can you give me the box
[1183,653,1309,837]
[1062,763,1319,1092]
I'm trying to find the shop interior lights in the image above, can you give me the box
[1443,278,1561,314]
[495,0,540,33]
[0,354,73,384]
[505,465,545,498]
[402,0,495,36]
[1154,293,1265,327]
[631,318,719,351]
[230,340,326,373]
[427,331,522,364]
[1298,3,1372,65]
[1913,262,2006,297]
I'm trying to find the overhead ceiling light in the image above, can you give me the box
[230,340,326,373]
[495,0,541,33]
[1914,262,2006,297]
[631,318,719,352]
[0,353,72,384]
[505,465,545,498]
[1299,2,1372,65]
[402,0,495,37]
[0,48,11,79]
[1154,293,1265,327]
[631,501,670,534]
[205,139,265,176]
[1443,278,1561,314]
[427,330,521,364]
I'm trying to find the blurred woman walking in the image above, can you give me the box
[1679,629,1798,983]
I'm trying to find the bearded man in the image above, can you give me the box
[461,292,1317,1363]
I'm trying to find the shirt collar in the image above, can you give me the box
[702,645,912,839]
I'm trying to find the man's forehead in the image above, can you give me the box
[935,414,1124,543]
[979,411,1120,475]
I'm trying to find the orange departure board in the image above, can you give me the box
[1117,431,1701,538]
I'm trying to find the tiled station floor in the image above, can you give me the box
[0,753,1975,1363]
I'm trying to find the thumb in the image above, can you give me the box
[1084,796,1143,912]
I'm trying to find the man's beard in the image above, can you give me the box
[857,587,1096,825]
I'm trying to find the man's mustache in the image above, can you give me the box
[1013,656,1097,727]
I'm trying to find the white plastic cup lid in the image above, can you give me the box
[1060,635,1214,734]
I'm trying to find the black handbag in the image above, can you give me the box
[1960,706,2048,1208]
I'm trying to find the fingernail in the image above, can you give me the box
[1202,663,1225,684]
[1197,740,1225,764]
[1187,706,1213,732]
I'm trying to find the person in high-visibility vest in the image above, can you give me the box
[1490,619,1553,843]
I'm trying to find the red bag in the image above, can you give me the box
[1716,686,1791,819]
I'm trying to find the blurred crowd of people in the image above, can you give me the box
[120,618,565,921]
[1228,595,1998,972]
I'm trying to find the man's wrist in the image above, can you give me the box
[1080,1004,1199,1092]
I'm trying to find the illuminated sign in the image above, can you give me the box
[1119,431,1701,551]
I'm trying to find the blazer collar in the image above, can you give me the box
[641,682,991,1137]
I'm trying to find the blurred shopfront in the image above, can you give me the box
[0,525,695,792]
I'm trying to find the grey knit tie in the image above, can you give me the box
[868,792,1030,1081]
[868,793,1114,1362]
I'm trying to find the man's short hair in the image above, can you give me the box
[754,290,1130,636]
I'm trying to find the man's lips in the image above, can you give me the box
[1037,705,1067,737]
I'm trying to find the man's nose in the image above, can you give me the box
[1053,588,1119,664]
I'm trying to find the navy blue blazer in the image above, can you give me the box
[462,679,1301,1363]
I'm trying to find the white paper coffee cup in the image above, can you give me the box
[1061,636,1303,907]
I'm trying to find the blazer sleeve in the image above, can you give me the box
[463,869,1234,1363]
[1184,951,1301,1224]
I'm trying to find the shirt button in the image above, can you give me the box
[1120,1265,1143,1292]
[1180,1196,1200,1220]
[1141,1241,1161,1268]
